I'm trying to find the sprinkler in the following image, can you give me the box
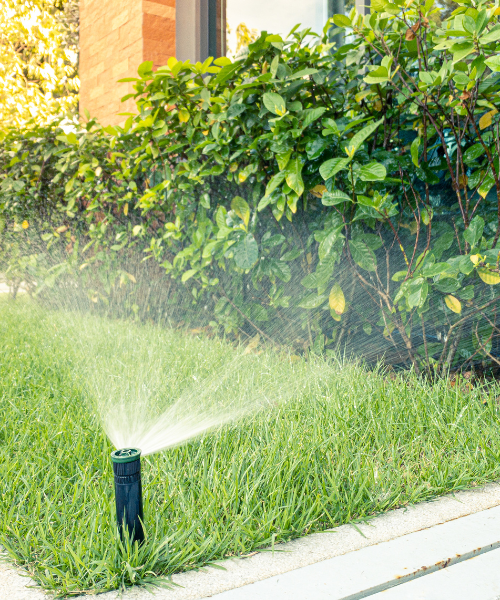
[111,448,145,544]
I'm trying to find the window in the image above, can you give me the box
[226,0,350,57]
[176,0,356,64]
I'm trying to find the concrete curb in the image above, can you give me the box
[2,482,500,599]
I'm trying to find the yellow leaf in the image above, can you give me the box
[306,252,313,265]
[56,225,68,233]
[355,90,371,103]
[330,309,341,322]
[167,56,178,70]
[445,295,462,313]
[310,185,326,198]
[383,322,395,338]
[21,220,29,229]
[470,254,481,265]
[479,110,497,130]
[123,203,129,216]
[178,109,190,123]
[329,284,346,315]
[477,268,500,285]
[243,333,260,354]
[229,162,238,172]
[126,272,137,283]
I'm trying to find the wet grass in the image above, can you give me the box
[1,298,500,597]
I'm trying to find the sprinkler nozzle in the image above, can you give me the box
[111,448,144,544]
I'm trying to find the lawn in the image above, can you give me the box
[1,298,500,597]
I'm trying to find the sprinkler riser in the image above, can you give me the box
[111,449,145,544]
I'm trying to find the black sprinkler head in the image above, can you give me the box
[111,448,144,544]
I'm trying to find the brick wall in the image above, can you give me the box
[80,0,176,126]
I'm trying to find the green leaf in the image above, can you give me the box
[137,61,153,77]
[270,260,291,282]
[301,272,321,289]
[231,196,250,226]
[214,56,232,66]
[216,206,227,229]
[319,157,350,180]
[451,41,474,62]
[181,269,197,283]
[364,66,389,84]
[280,248,303,261]
[411,137,420,167]
[298,293,327,309]
[319,226,343,261]
[462,143,483,163]
[233,234,258,269]
[322,190,351,205]
[213,61,243,84]
[463,215,484,248]
[332,14,352,27]
[485,55,500,72]
[262,233,285,247]
[276,150,292,171]
[435,277,460,294]
[200,193,210,209]
[458,284,475,299]
[301,107,327,129]
[361,233,383,250]
[358,162,386,181]
[349,239,377,271]
[322,118,340,137]
[344,118,383,158]
[257,196,272,211]
[407,277,428,308]
[263,92,287,116]
[459,255,475,275]
[433,231,454,259]
[480,25,500,44]
[66,132,78,145]
[421,262,451,277]
[392,269,408,282]
[285,158,305,196]
[287,68,318,81]
[356,194,384,210]
[265,170,286,196]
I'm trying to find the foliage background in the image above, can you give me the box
[0,0,79,129]
[1,0,500,377]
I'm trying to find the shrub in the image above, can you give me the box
[1,0,500,376]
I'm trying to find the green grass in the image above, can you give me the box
[1,299,500,597]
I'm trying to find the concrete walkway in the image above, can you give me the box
[3,482,500,599]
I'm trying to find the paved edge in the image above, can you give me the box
[351,541,500,600]
[207,506,500,600]
[3,482,500,600]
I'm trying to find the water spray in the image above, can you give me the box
[111,448,145,544]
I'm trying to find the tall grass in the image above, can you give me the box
[1,299,500,596]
